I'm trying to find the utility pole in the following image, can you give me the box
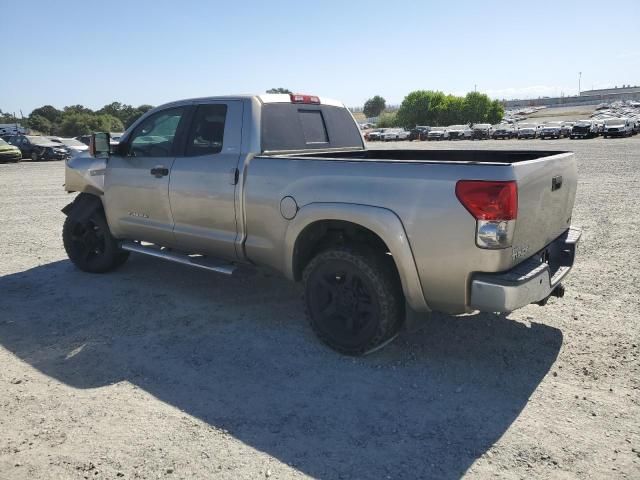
[578,72,582,96]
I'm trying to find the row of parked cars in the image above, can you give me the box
[0,133,124,163]
[364,118,639,143]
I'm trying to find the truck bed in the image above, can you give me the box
[278,149,568,164]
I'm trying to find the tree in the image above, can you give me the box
[376,112,399,128]
[487,99,505,124]
[396,90,446,127]
[27,114,53,134]
[363,95,386,118]
[64,104,94,115]
[266,88,292,94]
[124,104,154,129]
[30,105,62,124]
[463,92,492,124]
[58,113,123,137]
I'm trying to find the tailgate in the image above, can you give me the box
[511,152,578,264]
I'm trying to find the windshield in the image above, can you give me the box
[605,119,625,126]
[430,127,445,132]
[544,122,562,127]
[575,121,591,126]
[474,124,490,129]
[27,136,58,146]
[519,123,536,128]
[449,125,466,130]
[60,138,86,147]
[0,139,9,146]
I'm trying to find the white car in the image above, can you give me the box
[382,128,410,141]
[48,137,90,157]
[447,125,472,140]
[426,127,448,141]
[603,118,634,138]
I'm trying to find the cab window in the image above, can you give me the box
[185,104,227,156]
[127,107,186,157]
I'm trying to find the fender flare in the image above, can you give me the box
[61,193,103,223]
[284,202,429,312]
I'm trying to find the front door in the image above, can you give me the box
[104,106,188,246]
[168,101,243,261]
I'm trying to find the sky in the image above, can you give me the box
[1,0,639,115]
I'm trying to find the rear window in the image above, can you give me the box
[298,110,328,144]
[261,104,363,152]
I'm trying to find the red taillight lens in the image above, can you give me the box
[455,180,518,221]
[290,93,320,104]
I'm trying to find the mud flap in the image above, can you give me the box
[61,193,103,223]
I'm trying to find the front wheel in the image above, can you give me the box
[303,246,404,356]
[63,210,129,273]
[31,151,39,161]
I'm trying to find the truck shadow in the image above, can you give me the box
[0,257,563,479]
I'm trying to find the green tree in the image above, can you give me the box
[30,105,62,124]
[64,104,94,115]
[463,92,492,124]
[27,114,53,134]
[487,99,505,124]
[376,112,399,128]
[58,113,123,137]
[266,88,292,94]
[396,90,447,127]
[363,95,386,118]
[124,104,154,129]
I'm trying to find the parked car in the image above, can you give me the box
[447,124,472,140]
[382,128,410,141]
[76,135,92,146]
[48,137,90,157]
[365,128,387,141]
[539,122,564,140]
[7,135,70,161]
[409,126,430,141]
[561,122,574,137]
[603,118,634,138]
[426,127,447,141]
[62,93,581,355]
[0,138,22,163]
[472,123,492,140]
[570,120,598,139]
[492,124,516,139]
[517,123,538,139]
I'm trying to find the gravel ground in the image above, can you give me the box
[0,137,638,479]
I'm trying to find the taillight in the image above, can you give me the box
[290,93,320,104]
[456,180,518,249]
[455,180,517,220]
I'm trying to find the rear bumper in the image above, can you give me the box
[469,227,581,312]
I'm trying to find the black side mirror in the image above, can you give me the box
[90,132,110,158]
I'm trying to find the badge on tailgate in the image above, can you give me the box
[551,175,563,191]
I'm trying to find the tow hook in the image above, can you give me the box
[536,284,565,306]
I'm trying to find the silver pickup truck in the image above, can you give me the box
[63,93,581,355]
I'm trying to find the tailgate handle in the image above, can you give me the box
[551,175,563,191]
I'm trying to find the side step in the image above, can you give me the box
[120,241,235,275]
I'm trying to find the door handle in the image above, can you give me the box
[150,166,169,177]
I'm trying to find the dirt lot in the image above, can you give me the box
[1,137,639,479]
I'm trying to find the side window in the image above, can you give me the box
[127,107,185,157]
[185,104,227,157]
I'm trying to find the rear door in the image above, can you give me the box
[511,153,578,263]
[104,106,189,246]
[168,100,243,261]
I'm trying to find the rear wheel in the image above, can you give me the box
[63,210,129,273]
[303,246,404,356]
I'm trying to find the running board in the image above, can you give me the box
[120,241,235,275]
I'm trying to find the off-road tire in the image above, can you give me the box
[63,210,129,273]
[302,246,404,356]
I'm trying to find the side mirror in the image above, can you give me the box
[90,132,111,158]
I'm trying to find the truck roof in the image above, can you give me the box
[153,94,345,110]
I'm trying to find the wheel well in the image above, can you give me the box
[292,220,394,281]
